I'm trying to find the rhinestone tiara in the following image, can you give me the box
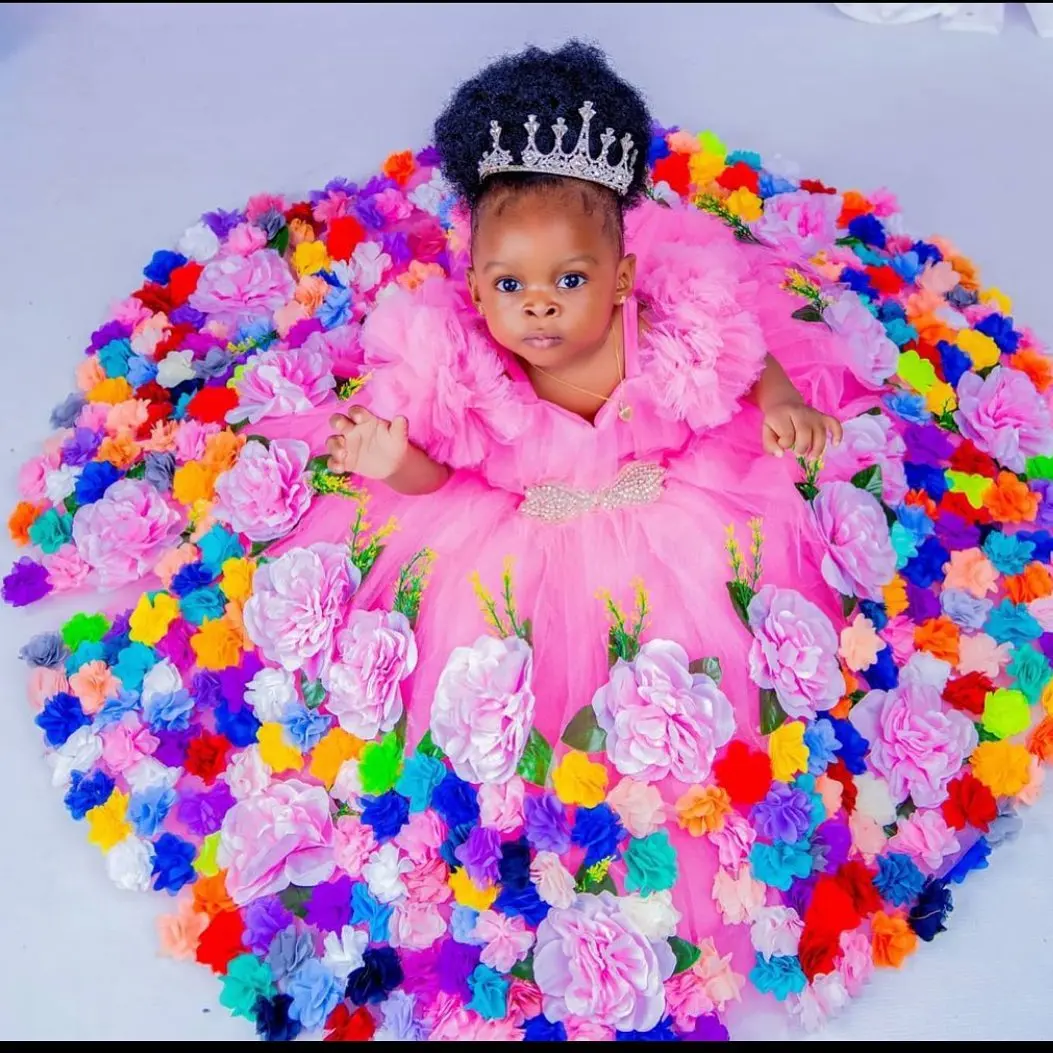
[477,100,637,197]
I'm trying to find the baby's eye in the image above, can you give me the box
[495,277,523,294]
[557,273,587,290]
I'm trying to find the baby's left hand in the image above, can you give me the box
[762,400,843,461]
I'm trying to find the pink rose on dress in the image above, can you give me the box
[755,190,840,256]
[430,635,535,785]
[212,439,312,542]
[72,479,184,588]
[824,294,898,387]
[190,249,295,326]
[591,640,735,784]
[849,681,977,807]
[748,586,845,720]
[228,344,336,426]
[955,366,1053,472]
[533,892,676,1033]
[813,481,895,602]
[322,609,418,740]
[218,778,335,904]
[820,413,908,505]
[243,543,360,679]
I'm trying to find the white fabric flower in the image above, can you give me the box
[331,758,363,806]
[408,176,448,216]
[106,836,155,891]
[141,660,184,706]
[362,843,410,905]
[177,221,221,262]
[44,465,80,504]
[322,925,369,980]
[352,241,392,292]
[854,772,898,825]
[244,666,298,724]
[125,756,179,793]
[156,350,197,389]
[46,726,103,789]
[617,890,683,941]
[750,905,804,960]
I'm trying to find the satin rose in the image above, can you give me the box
[813,481,896,601]
[189,248,296,326]
[228,344,336,426]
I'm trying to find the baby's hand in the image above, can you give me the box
[326,407,410,480]
[762,400,843,461]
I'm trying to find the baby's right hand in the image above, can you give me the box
[326,407,410,480]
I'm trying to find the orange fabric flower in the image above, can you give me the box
[914,616,960,665]
[828,696,853,720]
[192,872,236,919]
[903,490,939,519]
[382,150,416,186]
[949,253,979,292]
[1006,563,1053,604]
[882,576,909,618]
[870,911,918,968]
[9,501,43,545]
[983,471,1039,524]
[676,785,732,836]
[96,434,141,470]
[837,191,871,227]
[1009,347,1053,393]
[202,430,245,474]
[1027,716,1053,763]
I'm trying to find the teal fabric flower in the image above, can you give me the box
[197,524,245,571]
[749,953,807,1000]
[983,531,1034,576]
[396,753,446,813]
[111,641,158,690]
[890,522,919,567]
[27,508,73,555]
[65,640,107,674]
[179,587,226,626]
[985,600,1042,645]
[749,840,813,891]
[624,830,678,895]
[219,953,275,1020]
[1007,643,1052,705]
[97,338,134,378]
[467,964,509,1021]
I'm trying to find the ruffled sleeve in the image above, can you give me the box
[358,278,526,470]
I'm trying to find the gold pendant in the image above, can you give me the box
[618,402,633,423]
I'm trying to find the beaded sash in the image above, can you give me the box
[518,461,666,523]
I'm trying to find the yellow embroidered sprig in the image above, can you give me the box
[471,557,530,641]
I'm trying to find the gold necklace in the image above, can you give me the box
[529,308,633,423]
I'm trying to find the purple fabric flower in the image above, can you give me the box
[454,827,502,886]
[217,652,263,707]
[243,897,295,956]
[906,583,942,623]
[191,670,223,709]
[153,728,194,767]
[304,875,353,933]
[437,940,482,1002]
[168,304,208,329]
[684,1014,730,1042]
[752,783,814,844]
[155,619,197,673]
[399,946,443,1002]
[104,612,131,647]
[1039,634,1053,666]
[362,175,397,197]
[416,146,441,166]
[61,428,103,467]
[178,783,235,836]
[813,481,896,601]
[941,589,992,630]
[524,792,571,853]
[782,874,818,917]
[3,559,53,606]
[811,819,852,873]
[202,208,245,239]
[902,424,956,465]
[354,197,385,230]
[1031,480,1053,531]
[87,320,132,353]
[935,513,982,552]
[286,318,325,349]
[382,231,412,267]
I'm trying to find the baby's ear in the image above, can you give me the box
[616,252,637,300]
[465,267,481,308]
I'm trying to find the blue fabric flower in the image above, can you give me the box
[450,906,482,945]
[571,804,625,867]
[151,832,197,894]
[170,562,216,597]
[35,691,90,747]
[432,772,480,827]
[616,1017,679,1042]
[467,964,508,1021]
[318,288,352,329]
[804,719,839,775]
[860,646,899,692]
[498,839,533,890]
[913,240,943,266]
[253,994,302,1043]
[985,600,1042,645]
[361,792,409,842]
[647,132,670,166]
[523,1016,568,1041]
[286,960,343,1031]
[215,699,261,748]
[64,769,116,820]
[65,640,107,674]
[758,172,796,198]
[144,687,195,731]
[874,852,926,906]
[1016,529,1053,563]
[74,461,122,505]
[93,690,141,729]
[820,714,870,774]
[280,704,332,752]
[890,251,921,282]
[143,249,188,284]
[111,642,158,691]
[902,536,951,586]
[267,925,316,982]
[50,392,86,429]
[749,953,807,1001]
[941,589,993,631]
[890,522,919,567]
[859,598,888,631]
[938,340,973,389]
[494,880,548,926]
[179,587,226,626]
[345,948,403,1006]
[396,752,446,812]
[128,785,176,837]
[19,631,69,668]
[350,883,392,943]
[197,525,245,571]
[727,149,762,169]
[848,214,887,248]
[440,823,474,871]
[840,267,874,298]
[983,531,1035,576]
[126,354,158,388]
[944,837,991,885]
[975,313,1020,354]
[909,880,953,942]
[749,840,813,891]
[885,391,931,424]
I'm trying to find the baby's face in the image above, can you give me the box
[468,186,634,370]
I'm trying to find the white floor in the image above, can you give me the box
[1,1,1052,1041]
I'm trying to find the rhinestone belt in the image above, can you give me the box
[519,461,667,523]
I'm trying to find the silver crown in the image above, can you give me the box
[477,100,636,196]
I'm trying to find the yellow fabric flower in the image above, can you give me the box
[924,380,957,415]
[982,689,1031,740]
[293,240,330,277]
[1041,678,1053,717]
[310,728,363,789]
[190,617,243,671]
[971,740,1032,797]
[552,751,608,807]
[220,557,256,603]
[87,377,134,405]
[957,329,1001,371]
[896,349,936,393]
[769,722,809,783]
[193,833,221,877]
[689,150,726,188]
[882,576,909,618]
[173,461,217,506]
[697,130,727,157]
[725,188,762,222]
[448,867,498,910]
[86,790,132,852]
[258,723,303,773]
[128,591,181,646]
[981,287,1012,315]
[946,471,993,511]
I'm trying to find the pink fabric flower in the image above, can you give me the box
[955,366,1053,472]
[533,892,676,1033]
[813,481,896,601]
[506,979,543,1027]
[604,777,666,838]
[395,811,445,863]
[72,479,185,588]
[529,852,577,909]
[218,778,336,904]
[474,910,535,972]
[747,585,845,720]
[790,972,850,1032]
[713,867,765,924]
[243,543,359,679]
[820,413,908,504]
[665,940,743,1028]
[212,439,312,542]
[44,546,92,591]
[709,810,756,870]
[754,190,840,256]
[837,927,874,997]
[101,716,159,775]
[750,905,803,960]
[18,454,57,502]
[173,420,219,464]
[824,294,898,387]
[889,808,961,872]
[190,249,295,326]
[28,667,69,711]
[478,776,525,834]
[322,609,418,740]
[333,815,377,878]
[849,682,978,807]
[591,639,735,784]
[430,635,535,785]
[391,901,447,950]
[401,856,451,904]
[228,344,336,426]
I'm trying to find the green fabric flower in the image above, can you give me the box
[359,733,404,795]
[624,831,678,895]
[61,612,111,650]
[194,832,221,877]
[982,688,1031,740]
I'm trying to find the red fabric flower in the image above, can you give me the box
[938,490,992,525]
[135,381,170,405]
[195,910,246,974]
[716,161,760,195]
[865,266,904,296]
[324,1004,376,1041]
[804,874,863,933]
[284,201,317,229]
[382,150,417,187]
[167,262,204,307]
[135,400,173,440]
[942,671,993,717]
[942,772,998,832]
[800,178,838,195]
[912,341,943,376]
[651,153,691,196]
[949,441,998,479]
[134,282,174,314]
[153,323,195,360]
[712,741,772,807]
[186,386,239,425]
[797,926,842,982]
[834,860,883,918]
[327,216,367,262]
[825,758,858,814]
[185,732,232,785]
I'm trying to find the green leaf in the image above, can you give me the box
[125,462,146,480]
[574,861,617,895]
[393,711,408,751]
[850,464,884,502]
[516,728,553,786]
[250,539,271,560]
[302,679,326,709]
[278,885,312,917]
[835,236,862,248]
[267,225,290,256]
[760,688,787,736]
[689,657,722,685]
[509,955,535,983]
[668,936,702,975]
[976,723,1000,744]
[307,454,330,474]
[561,705,607,754]
[726,581,753,629]
[1026,455,1053,481]
[795,481,819,503]
[841,594,858,620]
[63,495,80,516]
[414,730,447,761]
[791,304,825,324]
[896,797,916,820]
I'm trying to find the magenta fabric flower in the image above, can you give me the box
[812,481,896,601]
[228,344,336,426]
[824,294,898,387]
[212,439,312,542]
[430,635,535,785]
[849,682,978,807]
[955,366,1053,472]
[747,586,845,720]
[322,609,418,740]
[72,478,184,588]
[754,190,840,257]
[591,640,735,784]
[533,892,676,1033]
[189,249,296,326]
[217,778,336,905]
[242,543,359,679]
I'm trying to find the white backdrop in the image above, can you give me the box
[1,2,1051,1041]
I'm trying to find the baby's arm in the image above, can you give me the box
[749,354,843,460]
[326,408,450,496]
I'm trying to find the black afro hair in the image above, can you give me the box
[433,40,653,213]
